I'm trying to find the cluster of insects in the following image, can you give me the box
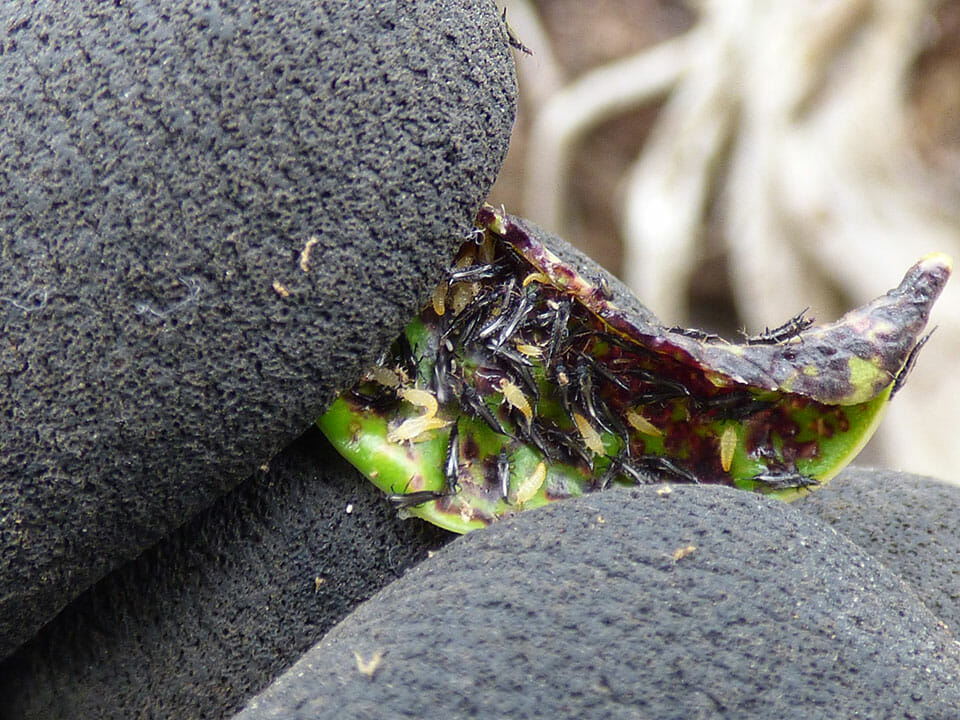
[319,206,949,533]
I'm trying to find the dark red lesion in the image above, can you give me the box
[794,441,820,460]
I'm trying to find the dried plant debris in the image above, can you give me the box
[319,206,951,534]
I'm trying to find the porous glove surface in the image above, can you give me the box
[236,483,960,720]
[0,0,516,659]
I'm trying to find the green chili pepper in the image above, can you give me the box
[319,205,951,534]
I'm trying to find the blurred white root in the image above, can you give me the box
[523,32,693,232]
[514,0,960,479]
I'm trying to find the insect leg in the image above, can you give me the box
[545,299,571,365]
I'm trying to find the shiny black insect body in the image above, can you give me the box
[668,326,724,342]
[488,344,540,403]
[348,386,399,413]
[502,8,533,55]
[750,469,819,490]
[447,259,511,285]
[571,360,628,448]
[547,301,572,361]
[693,391,774,421]
[515,419,556,462]
[444,423,461,493]
[432,344,457,406]
[891,329,934,398]
[497,449,511,500]
[744,309,814,345]
[630,455,700,485]
[597,455,623,491]
[493,286,535,350]
[386,490,447,508]
[383,334,420,389]
[459,385,510,437]
[543,426,594,471]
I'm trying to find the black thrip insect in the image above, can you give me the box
[744,309,814,345]
[318,205,951,534]
[501,8,533,56]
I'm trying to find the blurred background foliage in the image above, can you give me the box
[488,0,960,481]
